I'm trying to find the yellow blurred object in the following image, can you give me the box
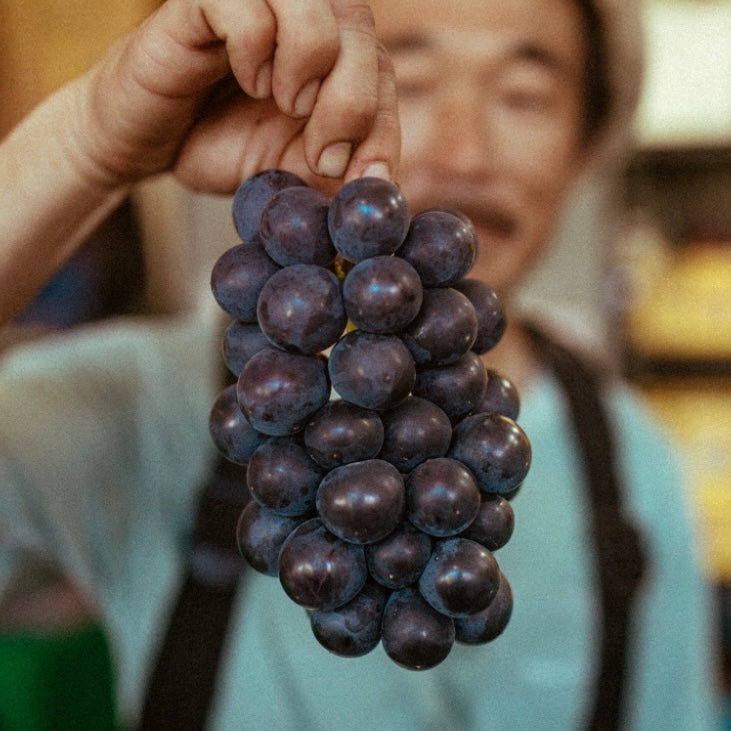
[0,0,163,136]
[626,243,731,360]
[643,379,731,582]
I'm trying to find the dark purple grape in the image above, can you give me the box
[342,255,423,333]
[458,494,515,551]
[209,384,267,464]
[222,320,272,377]
[210,240,280,322]
[452,278,506,354]
[259,186,336,267]
[328,331,415,411]
[413,351,487,419]
[278,518,367,610]
[473,369,520,420]
[377,395,452,472]
[236,501,308,576]
[381,587,455,670]
[246,437,325,516]
[316,459,405,544]
[418,537,500,618]
[454,571,513,644]
[327,177,410,262]
[257,264,346,354]
[232,169,306,242]
[401,287,478,365]
[237,349,329,436]
[304,400,384,469]
[398,208,477,287]
[365,521,432,590]
[448,413,531,494]
[309,580,389,657]
[406,458,481,538]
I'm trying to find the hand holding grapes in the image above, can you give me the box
[0,0,399,324]
[75,0,400,191]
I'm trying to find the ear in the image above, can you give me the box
[575,121,636,181]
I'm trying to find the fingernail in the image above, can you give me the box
[254,61,272,98]
[361,162,391,181]
[317,142,352,178]
[293,79,321,118]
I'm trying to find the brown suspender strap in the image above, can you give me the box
[523,322,647,731]
[138,456,249,731]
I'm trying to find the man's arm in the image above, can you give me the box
[0,0,400,325]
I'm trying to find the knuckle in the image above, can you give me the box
[337,89,380,136]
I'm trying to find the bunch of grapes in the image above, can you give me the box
[208,169,531,670]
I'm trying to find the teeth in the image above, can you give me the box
[210,169,531,669]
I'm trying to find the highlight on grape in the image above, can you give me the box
[209,170,531,670]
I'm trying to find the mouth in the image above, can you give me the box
[416,199,518,242]
[470,209,518,241]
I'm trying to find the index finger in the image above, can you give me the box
[299,0,399,180]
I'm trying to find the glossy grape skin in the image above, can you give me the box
[236,501,308,576]
[278,518,367,610]
[222,320,272,376]
[260,186,336,267]
[453,278,507,354]
[365,521,432,590]
[257,264,346,354]
[401,287,478,365]
[342,255,423,333]
[328,331,415,411]
[406,458,481,538]
[232,169,306,242]
[316,459,405,544]
[304,400,384,469]
[458,494,515,551]
[237,348,330,436]
[246,437,326,516]
[418,537,500,618]
[327,177,410,262]
[210,240,281,322]
[449,413,532,494]
[473,369,521,420]
[381,587,455,670]
[398,208,478,287]
[454,571,513,644]
[413,351,488,419]
[377,395,452,472]
[309,580,389,658]
[208,384,267,465]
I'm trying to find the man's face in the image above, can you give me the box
[371,0,589,296]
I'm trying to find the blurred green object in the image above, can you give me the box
[0,622,117,730]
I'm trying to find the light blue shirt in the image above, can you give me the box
[0,315,719,729]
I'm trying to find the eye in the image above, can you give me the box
[501,88,553,112]
[497,62,560,114]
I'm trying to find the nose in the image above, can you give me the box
[426,82,493,177]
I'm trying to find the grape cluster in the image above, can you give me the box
[209,170,531,670]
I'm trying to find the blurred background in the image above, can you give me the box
[0,0,729,725]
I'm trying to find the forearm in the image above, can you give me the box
[0,77,131,326]
[0,0,400,327]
